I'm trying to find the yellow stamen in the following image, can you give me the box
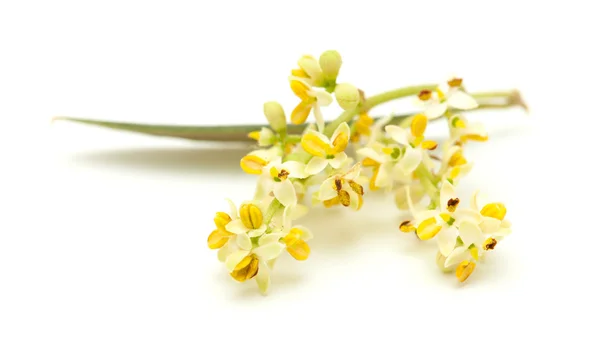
[418,90,432,101]
[239,204,263,229]
[399,221,415,233]
[338,190,351,207]
[283,232,311,260]
[362,157,379,167]
[207,230,229,249]
[448,150,467,167]
[240,155,268,175]
[214,212,233,233]
[369,165,380,191]
[469,245,479,261]
[348,180,364,195]
[230,254,259,282]
[301,133,328,157]
[480,203,506,220]
[291,68,309,78]
[291,101,312,125]
[410,114,428,138]
[330,131,348,154]
[435,87,445,99]
[412,135,424,147]
[447,78,463,88]
[248,131,260,141]
[456,260,476,282]
[460,134,489,142]
[452,117,466,128]
[290,80,310,100]
[449,167,461,180]
[439,213,452,224]
[356,194,364,210]
[446,198,460,212]
[420,140,438,150]
[323,197,340,208]
[484,238,498,250]
[416,217,442,240]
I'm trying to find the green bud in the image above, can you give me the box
[263,101,287,132]
[319,50,342,82]
[334,83,360,111]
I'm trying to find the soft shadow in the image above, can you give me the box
[71,145,252,176]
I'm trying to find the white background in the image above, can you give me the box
[1,0,599,361]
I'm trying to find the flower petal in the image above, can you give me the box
[318,177,338,201]
[458,221,485,248]
[258,232,284,246]
[398,147,422,175]
[225,219,248,234]
[226,198,238,219]
[253,242,286,261]
[444,246,469,268]
[424,102,447,119]
[247,224,267,238]
[384,125,409,145]
[439,180,456,208]
[282,161,309,179]
[328,152,347,169]
[256,261,271,295]
[235,233,252,250]
[437,227,458,257]
[305,157,328,175]
[274,179,297,207]
[225,250,250,272]
[217,242,233,262]
[448,91,478,110]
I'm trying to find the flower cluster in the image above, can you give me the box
[207,51,512,294]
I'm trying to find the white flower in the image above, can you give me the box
[300,122,350,175]
[357,142,408,191]
[383,114,438,175]
[225,201,268,238]
[289,78,333,130]
[240,147,283,175]
[280,205,313,261]
[255,157,308,207]
[470,191,511,236]
[222,230,286,294]
[317,163,365,210]
[448,114,488,144]
[417,78,478,119]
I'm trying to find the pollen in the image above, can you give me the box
[301,133,329,157]
[291,68,309,78]
[338,190,351,207]
[207,230,229,249]
[447,78,463,88]
[330,131,349,154]
[362,157,379,167]
[290,80,310,100]
[456,260,476,282]
[239,203,263,229]
[420,140,438,150]
[399,220,415,233]
[480,203,506,220]
[418,90,432,101]
[230,254,259,282]
[416,217,442,240]
[446,198,460,212]
[483,238,498,250]
[448,150,467,167]
[348,180,364,196]
[248,131,261,141]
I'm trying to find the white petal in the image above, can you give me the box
[384,125,409,145]
[375,163,392,188]
[343,162,362,180]
[258,232,284,246]
[328,152,347,169]
[437,227,458,257]
[465,122,487,137]
[349,190,362,210]
[225,219,248,234]
[424,102,447,119]
[318,177,338,201]
[294,225,313,240]
[273,179,297,207]
[448,91,478,110]
[225,250,250,272]
[480,217,502,234]
[470,190,481,211]
[331,122,351,142]
[282,205,293,231]
[290,203,308,220]
[247,224,267,238]
[314,89,333,106]
[253,242,286,260]
[415,209,438,225]
[256,261,271,295]
[444,246,469,268]
[459,221,485,248]
[217,242,233,262]
[226,198,238,219]
[313,104,325,133]
[398,147,422,175]
[235,233,252,251]
[282,161,309,179]
[356,147,383,163]
[452,209,483,224]
[439,180,456,208]
[305,157,328,175]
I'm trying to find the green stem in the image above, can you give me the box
[324,83,437,137]
[264,198,283,225]
[414,164,439,208]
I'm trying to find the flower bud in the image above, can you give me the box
[263,101,287,132]
[334,83,360,111]
[319,50,342,82]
